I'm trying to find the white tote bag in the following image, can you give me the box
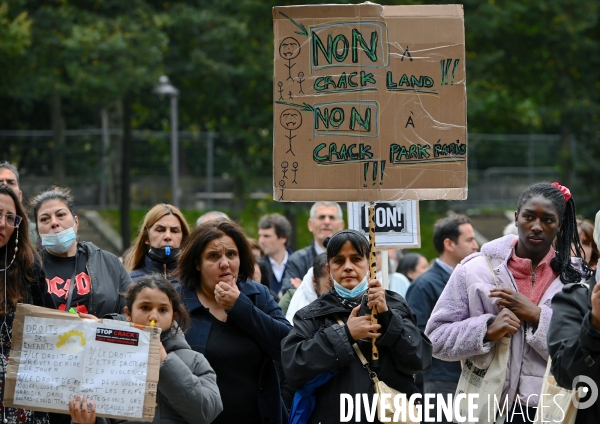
[533,359,578,424]
[453,337,510,424]
[453,256,511,424]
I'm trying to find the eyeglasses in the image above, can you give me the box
[0,212,22,228]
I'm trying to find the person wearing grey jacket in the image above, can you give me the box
[107,328,223,424]
[69,274,223,424]
[30,186,133,317]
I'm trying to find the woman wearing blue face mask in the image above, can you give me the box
[29,186,132,316]
[281,229,432,424]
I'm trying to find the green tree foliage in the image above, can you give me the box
[1,0,599,216]
[0,1,31,95]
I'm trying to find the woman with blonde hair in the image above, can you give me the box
[126,204,190,283]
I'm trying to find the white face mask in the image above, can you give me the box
[332,272,369,299]
[40,226,77,254]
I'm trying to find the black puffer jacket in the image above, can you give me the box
[281,290,432,424]
[548,276,600,424]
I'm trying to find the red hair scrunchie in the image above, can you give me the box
[552,182,571,203]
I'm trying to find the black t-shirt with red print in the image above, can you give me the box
[40,250,91,314]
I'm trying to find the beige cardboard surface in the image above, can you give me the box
[5,304,160,422]
[273,3,466,201]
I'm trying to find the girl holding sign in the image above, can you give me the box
[0,184,56,424]
[69,273,223,424]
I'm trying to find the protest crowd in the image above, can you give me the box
[1,2,600,424]
[2,158,600,424]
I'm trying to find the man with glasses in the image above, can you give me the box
[0,161,22,202]
[280,201,345,295]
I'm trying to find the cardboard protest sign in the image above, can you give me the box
[347,201,420,248]
[273,3,467,202]
[5,304,160,422]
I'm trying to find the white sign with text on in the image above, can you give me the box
[347,201,420,248]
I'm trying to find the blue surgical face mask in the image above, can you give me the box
[332,272,369,299]
[41,226,77,254]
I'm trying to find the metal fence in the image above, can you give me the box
[457,134,563,210]
[0,129,262,208]
[1,130,563,209]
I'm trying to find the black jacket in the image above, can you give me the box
[281,290,432,424]
[263,247,293,294]
[405,261,461,383]
[548,276,600,423]
[179,280,292,424]
[129,255,179,284]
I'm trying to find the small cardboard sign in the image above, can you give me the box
[347,201,420,248]
[5,304,160,422]
[273,3,467,202]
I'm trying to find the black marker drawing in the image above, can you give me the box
[280,108,302,156]
[278,180,286,200]
[278,82,284,101]
[279,37,301,81]
[405,111,414,128]
[288,90,293,100]
[298,72,305,94]
[292,162,299,184]
[363,160,386,186]
[281,161,289,179]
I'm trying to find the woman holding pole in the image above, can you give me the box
[281,229,431,424]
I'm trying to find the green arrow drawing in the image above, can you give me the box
[275,100,314,112]
[279,12,308,37]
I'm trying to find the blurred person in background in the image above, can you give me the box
[195,210,229,227]
[126,203,190,283]
[389,253,429,298]
[258,213,293,296]
[247,237,264,260]
[0,162,22,202]
[253,256,280,301]
[30,186,132,316]
[281,202,344,294]
[406,214,478,422]
[283,253,330,322]
[576,218,598,272]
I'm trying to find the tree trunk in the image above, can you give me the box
[50,94,66,181]
[229,135,247,219]
[120,96,132,252]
